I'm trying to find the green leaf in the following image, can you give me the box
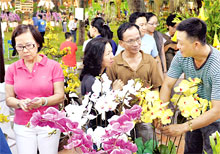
[159,144,169,154]
[209,135,217,154]
[135,137,144,154]
[168,140,177,154]
[142,139,158,154]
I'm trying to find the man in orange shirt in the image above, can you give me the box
[60,32,77,67]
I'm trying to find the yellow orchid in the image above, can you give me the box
[171,31,177,42]
[145,91,160,102]
[174,80,191,93]
[198,2,208,21]
[160,109,173,125]
[213,32,220,48]
[170,94,181,106]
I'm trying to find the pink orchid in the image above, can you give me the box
[125,105,142,120]
[42,107,66,120]
[30,111,42,127]
[111,121,134,133]
[110,149,132,154]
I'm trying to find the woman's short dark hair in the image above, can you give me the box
[11,24,43,53]
[144,12,156,22]
[177,17,207,45]
[80,37,111,81]
[91,17,113,39]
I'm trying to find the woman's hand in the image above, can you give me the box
[17,99,31,112]
[27,97,43,110]
[112,79,124,90]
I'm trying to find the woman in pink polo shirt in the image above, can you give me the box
[5,24,64,154]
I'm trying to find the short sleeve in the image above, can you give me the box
[211,72,220,100]
[167,51,183,79]
[52,62,64,83]
[5,64,14,85]
[151,41,159,58]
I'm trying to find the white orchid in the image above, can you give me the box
[65,104,96,128]
[87,126,106,149]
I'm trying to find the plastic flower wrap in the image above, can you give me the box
[171,77,211,120]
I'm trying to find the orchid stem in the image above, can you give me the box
[176,134,183,154]
[169,136,177,154]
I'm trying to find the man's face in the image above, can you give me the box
[135,17,147,37]
[177,31,194,57]
[168,23,178,37]
[120,27,141,54]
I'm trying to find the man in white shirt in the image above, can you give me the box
[68,17,78,43]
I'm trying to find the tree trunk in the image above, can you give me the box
[127,0,146,13]
[116,0,121,18]
[0,21,5,83]
[78,0,85,46]
[154,0,160,15]
[169,0,175,12]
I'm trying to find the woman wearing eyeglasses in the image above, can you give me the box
[145,12,167,78]
[5,24,64,154]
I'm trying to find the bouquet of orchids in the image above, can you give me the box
[30,105,142,153]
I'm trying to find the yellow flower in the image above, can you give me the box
[171,31,177,42]
[170,94,181,106]
[197,2,208,21]
[0,114,9,123]
[174,80,190,93]
[160,109,173,125]
[145,91,160,102]
[213,32,220,48]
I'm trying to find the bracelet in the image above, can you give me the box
[41,97,48,106]
[188,120,193,132]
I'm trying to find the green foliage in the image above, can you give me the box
[207,132,220,154]
[203,0,220,45]
[135,138,158,154]
[135,137,177,154]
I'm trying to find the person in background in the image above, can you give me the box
[145,12,167,76]
[159,18,220,154]
[60,32,77,67]
[107,22,163,143]
[37,14,46,42]
[68,17,78,43]
[5,24,64,154]
[32,13,38,27]
[89,17,117,55]
[82,31,93,52]
[80,37,123,129]
[116,12,159,59]
[62,17,67,33]
[162,14,180,69]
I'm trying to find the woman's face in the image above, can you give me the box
[146,16,158,34]
[102,43,114,68]
[15,31,39,61]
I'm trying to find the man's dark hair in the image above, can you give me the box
[129,12,146,24]
[65,32,72,39]
[117,22,140,40]
[144,12,156,22]
[166,14,176,27]
[74,18,78,21]
[166,14,182,27]
[11,24,43,53]
[177,17,207,45]
[38,14,43,19]
[80,37,111,81]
